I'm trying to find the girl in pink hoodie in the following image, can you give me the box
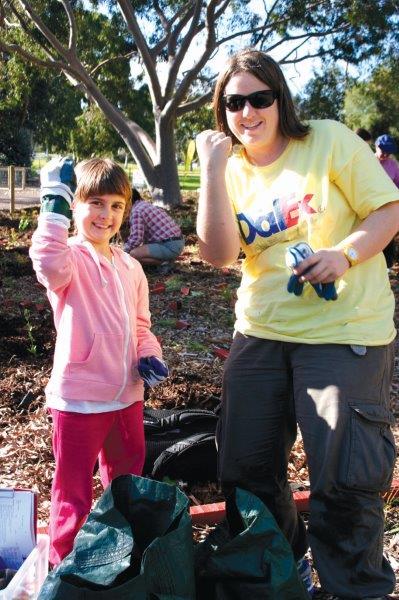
[30,157,168,566]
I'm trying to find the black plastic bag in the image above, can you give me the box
[143,407,218,482]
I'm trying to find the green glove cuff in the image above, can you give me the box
[41,195,72,219]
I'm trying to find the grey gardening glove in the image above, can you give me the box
[40,156,76,224]
[286,242,337,301]
[138,356,169,388]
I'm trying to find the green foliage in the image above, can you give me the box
[71,106,122,159]
[253,1,399,65]
[0,2,153,159]
[23,308,38,356]
[344,58,399,138]
[176,106,214,163]
[18,214,32,232]
[165,275,184,291]
[1,0,398,204]
[186,340,207,352]
[0,44,81,161]
[296,66,350,121]
[0,124,32,166]
[178,171,200,191]
[175,213,195,234]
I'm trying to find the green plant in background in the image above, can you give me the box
[156,318,176,327]
[186,340,207,353]
[8,228,19,246]
[23,308,38,355]
[176,213,194,234]
[221,285,238,303]
[18,214,32,231]
[165,275,184,291]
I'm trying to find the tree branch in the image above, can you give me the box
[58,0,77,51]
[3,0,59,62]
[164,0,202,99]
[281,50,331,65]
[0,38,66,71]
[151,3,192,58]
[153,0,168,32]
[167,1,196,59]
[277,24,350,62]
[165,0,227,113]
[116,0,162,103]
[176,90,213,117]
[16,0,72,60]
[216,23,267,46]
[89,50,138,77]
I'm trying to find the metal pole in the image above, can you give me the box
[9,165,15,214]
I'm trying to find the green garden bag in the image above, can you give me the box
[39,475,196,599]
[194,487,310,599]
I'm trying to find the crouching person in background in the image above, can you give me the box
[124,189,184,273]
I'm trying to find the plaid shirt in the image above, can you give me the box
[124,200,182,251]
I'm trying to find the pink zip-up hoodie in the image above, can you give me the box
[29,216,162,405]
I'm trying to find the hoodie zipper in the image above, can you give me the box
[78,242,132,401]
[112,259,131,402]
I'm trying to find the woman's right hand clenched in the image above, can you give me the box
[196,130,232,171]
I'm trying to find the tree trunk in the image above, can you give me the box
[150,114,182,207]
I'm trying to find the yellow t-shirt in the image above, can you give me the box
[225,120,399,345]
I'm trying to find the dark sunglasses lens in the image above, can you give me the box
[224,95,245,112]
[250,91,275,108]
[224,91,276,111]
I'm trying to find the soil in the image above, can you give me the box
[0,201,398,596]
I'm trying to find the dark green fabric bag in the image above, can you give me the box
[194,487,310,599]
[39,475,196,599]
[39,476,308,599]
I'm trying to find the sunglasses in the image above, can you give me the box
[223,90,278,112]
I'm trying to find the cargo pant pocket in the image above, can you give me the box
[347,401,396,492]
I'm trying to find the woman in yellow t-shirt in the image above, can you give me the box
[196,48,399,599]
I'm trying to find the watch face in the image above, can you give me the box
[347,248,358,261]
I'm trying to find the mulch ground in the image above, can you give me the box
[0,202,398,595]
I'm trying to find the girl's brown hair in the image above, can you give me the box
[74,158,132,220]
[213,48,309,145]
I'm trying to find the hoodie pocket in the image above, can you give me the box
[347,401,396,492]
[68,333,124,386]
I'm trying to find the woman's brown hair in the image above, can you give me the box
[74,158,132,220]
[213,48,309,145]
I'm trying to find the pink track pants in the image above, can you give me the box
[49,402,145,566]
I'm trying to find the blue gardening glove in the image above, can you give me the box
[285,242,337,301]
[138,356,169,388]
[40,157,76,223]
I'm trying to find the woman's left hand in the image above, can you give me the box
[293,248,350,284]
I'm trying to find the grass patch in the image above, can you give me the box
[178,169,200,191]
[31,156,200,192]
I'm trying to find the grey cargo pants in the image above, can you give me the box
[217,333,396,598]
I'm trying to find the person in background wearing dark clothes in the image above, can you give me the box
[375,134,399,268]
[124,189,184,268]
